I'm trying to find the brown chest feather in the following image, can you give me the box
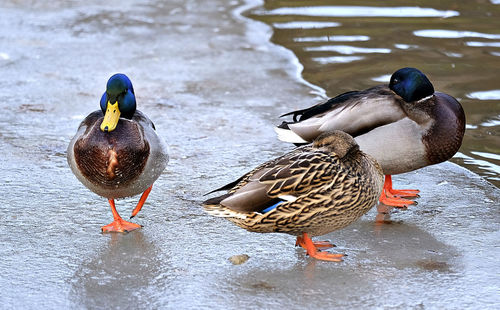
[74,119,150,188]
[423,93,466,165]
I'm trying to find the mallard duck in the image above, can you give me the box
[67,73,168,232]
[275,67,465,207]
[203,131,383,261]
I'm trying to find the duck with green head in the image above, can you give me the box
[275,67,466,207]
[68,73,168,232]
[203,131,384,262]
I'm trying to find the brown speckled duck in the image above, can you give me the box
[203,131,383,262]
[67,74,168,232]
[275,67,465,207]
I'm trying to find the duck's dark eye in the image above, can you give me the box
[393,78,399,84]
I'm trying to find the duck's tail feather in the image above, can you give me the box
[274,126,308,144]
[203,175,246,196]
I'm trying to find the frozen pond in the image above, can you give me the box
[0,0,499,308]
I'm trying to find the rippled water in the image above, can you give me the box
[245,0,500,187]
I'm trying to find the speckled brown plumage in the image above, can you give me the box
[203,131,384,237]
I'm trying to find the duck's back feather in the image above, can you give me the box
[205,146,350,215]
[281,90,359,121]
[283,86,407,142]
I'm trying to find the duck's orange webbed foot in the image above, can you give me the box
[387,188,420,198]
[296,233,343,262]
[102,199,142,233]
[379,193,416,208]
[379,175,418,208]
[101,218,142,233]
[311,251,345,262]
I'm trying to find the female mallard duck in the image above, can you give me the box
[67,73,168,232]
[203,131,383,262]
[275,67,465,207]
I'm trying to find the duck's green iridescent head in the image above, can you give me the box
[389,67,434,102]
[100,73,136,132]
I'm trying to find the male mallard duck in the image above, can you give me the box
[67,73,168,232]
[203,131,383,261]
[275,67,465,207]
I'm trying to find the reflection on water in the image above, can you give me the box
[414,29,500,39]
[259,6,459,18]
[371,74,391,82]
[70,232,170,308]
[312,56,364,65]
[305,45,391,54]
[466,41,500,47]
[454,152,500,182]
[273,21,340,29]
[467,90,500,100]
[246,0,500,187]
[294,35,370,42]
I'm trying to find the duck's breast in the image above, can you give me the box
[69,116,152,199]
[422,92,465,165]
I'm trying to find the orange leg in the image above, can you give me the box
[379,175,419,208]
[385,175,420,197]
[130,185,153,219]
[101,199,142,233]
[296,233,344,262]
[296,237,334,249]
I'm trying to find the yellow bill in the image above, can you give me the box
[100,101,121,132]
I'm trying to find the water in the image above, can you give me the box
[0,0,499,308]
[245,0,500,187]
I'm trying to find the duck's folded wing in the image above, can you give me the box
[283,86,407,141]
[218,151,337,213]
[281,91,359,121]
